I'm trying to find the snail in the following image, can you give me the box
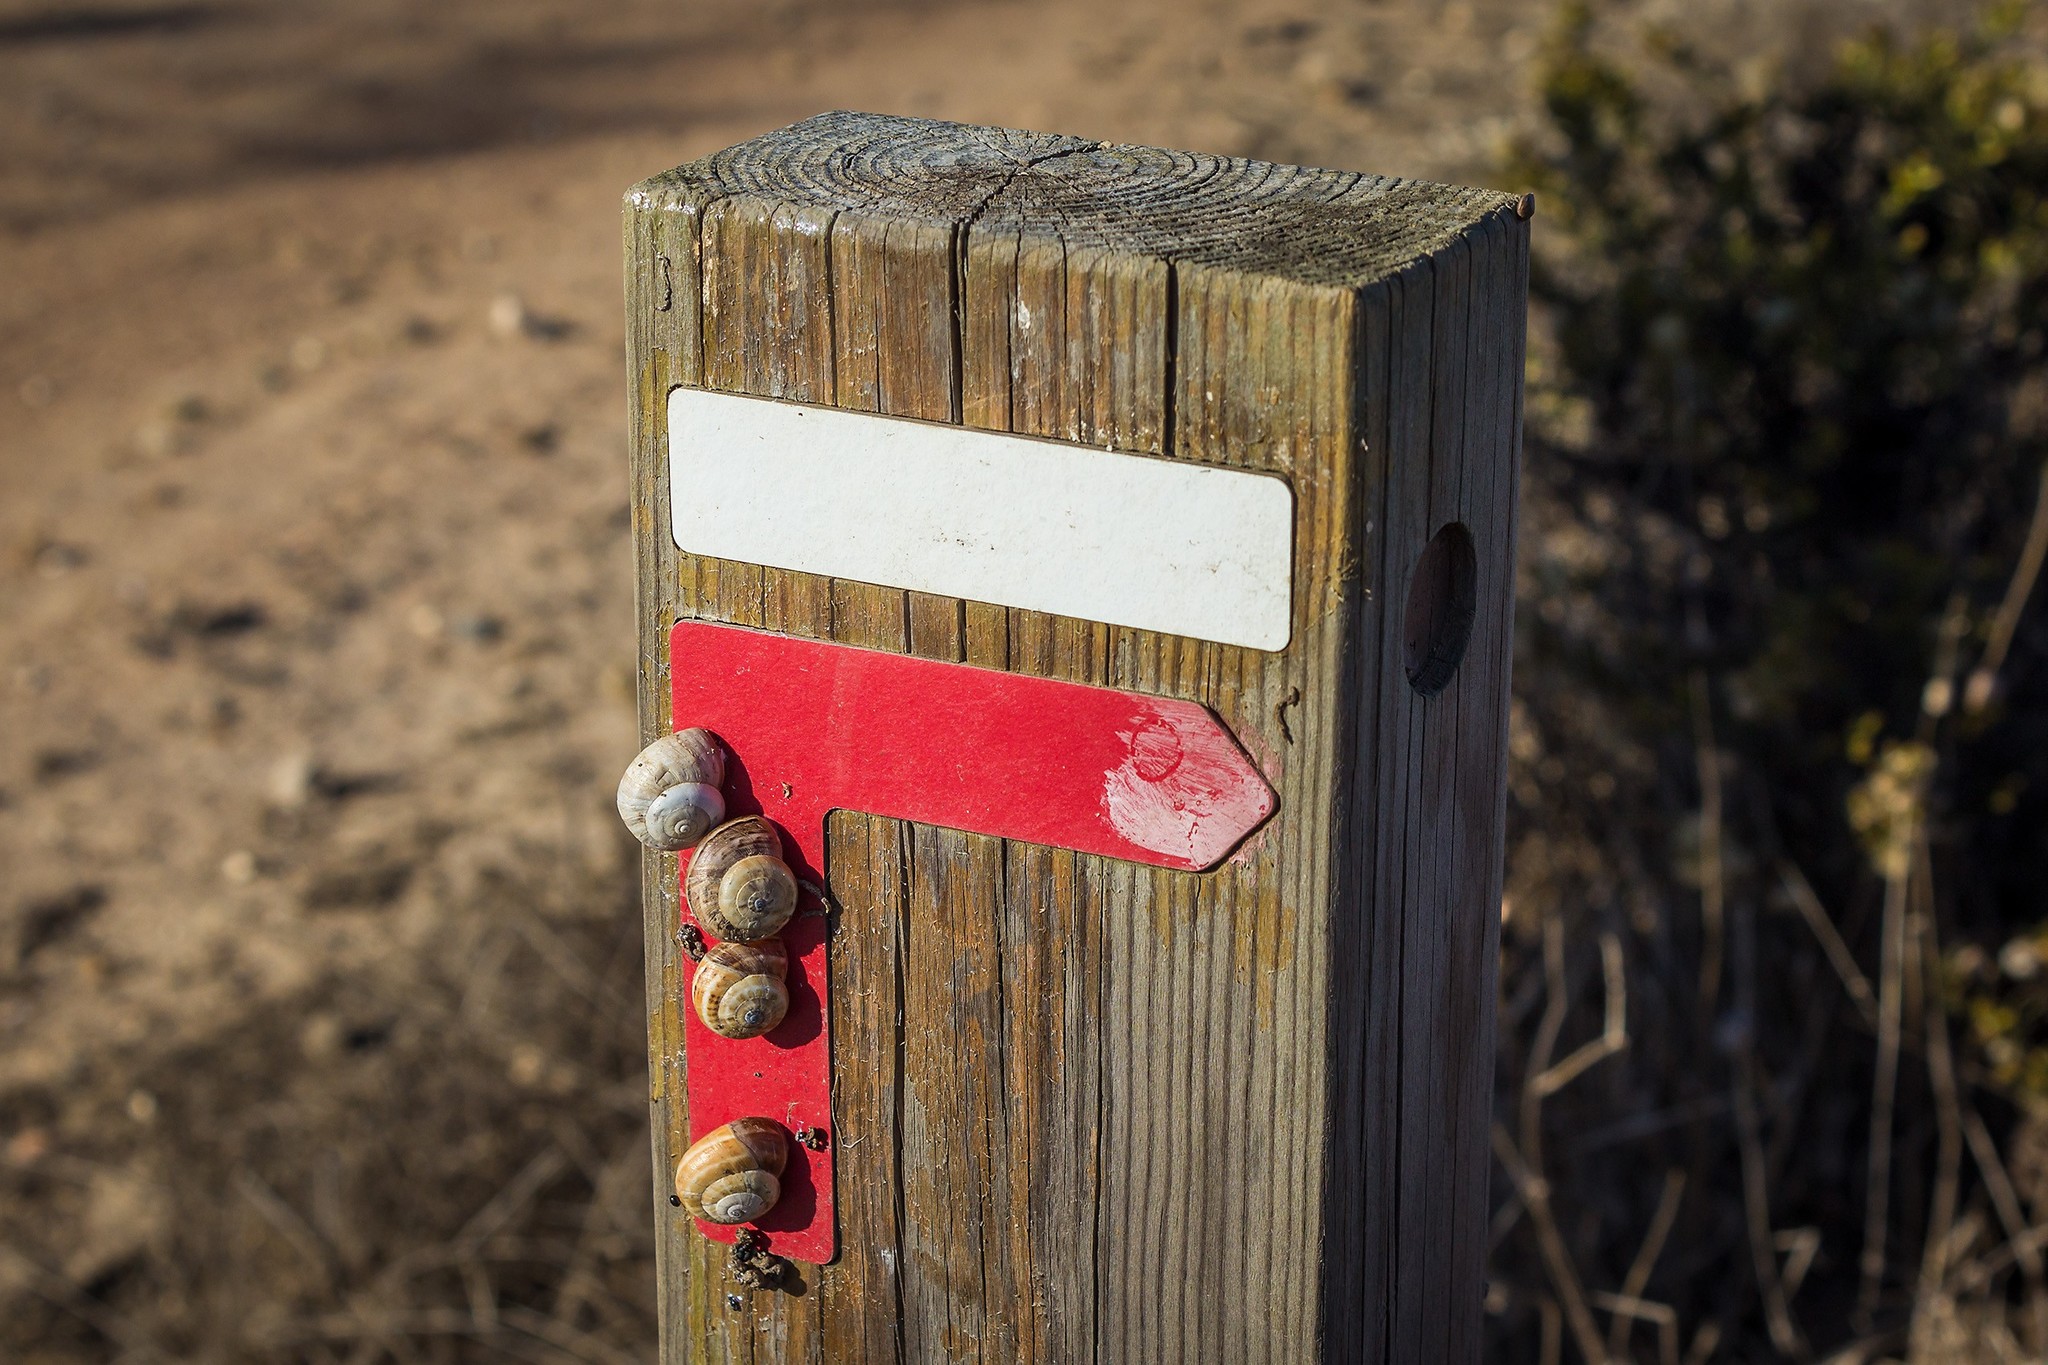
[617,728,727,851]
[674,1117,788,1224]
[690,939,790,1039]
[686,817,798,942]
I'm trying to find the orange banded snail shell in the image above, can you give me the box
[690,939,790,1039]
[616,728,726,851]
[674,1117,789,1224]
[686,817,799,942]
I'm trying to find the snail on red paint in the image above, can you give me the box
[674,1118,789,1224]
[690,938,790,1039]
[686,816,798,942]
[616,728,726,851]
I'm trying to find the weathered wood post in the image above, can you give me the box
[620,111,1527,1363]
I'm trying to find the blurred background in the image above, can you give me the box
[2,0,2045,1360]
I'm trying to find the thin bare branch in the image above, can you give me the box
[1964,1108,2048,1350]
[1817,1327,1907,1365]
[1857,817,1914,1329]
[1690,669,1725,1009]
[1966,457,2048,713]
[1490,1189,1529,1254]
[1532,933,1629,1097]
[1778,859,1878,1027]
[1914,840,1963,1311]
[1777,1228,1821,1304]
[1591,1291,1680,1365]
[233,1168,341,1294]
[1522,915,1571,1172]
[1494,1123,1612,1365]
[1734,1042,1805,1356]
[1608,1170,1686,1362]
[463,1259,500,1333]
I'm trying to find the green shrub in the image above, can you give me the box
[1497,3,2048,1357]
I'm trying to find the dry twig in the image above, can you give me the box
[1505,909,1635,1364]
[1777,1228,1821,1304]
[1531,933,1628,1098]
[233,1168,341,1294]
[1591,1291,1679,1365]
[1857,818,1914,1328]
[1606,1170,1686,1363]
[1682,1322,1722,1365]
[1690,670,1725,1009]
[1494,1124,1611,1364]
[1777,860,1878,1027]
[1963,1108,2048,1348]
[1734,1049,1805,1357]
[1965,457,2048,713]
[1716,717,1807,1359]
[1914,838,1964,1312]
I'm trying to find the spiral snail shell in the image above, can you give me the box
[691,939,791,1039]
[674,1117,789,1224]
[616,728,728,852]
[686,817,799,942]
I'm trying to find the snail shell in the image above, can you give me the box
[674,1117,789,1224]
[691,939,791,1039]
[687,817,798,942]
[617,729,727,851]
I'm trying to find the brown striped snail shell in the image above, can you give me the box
[691,939,791,1039]
[674,1117,788,1224]
[687,817,798,942]
[617,728,727,851]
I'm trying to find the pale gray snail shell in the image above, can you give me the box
[617,728,727,851]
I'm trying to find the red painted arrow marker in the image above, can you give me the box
[670,619,1276,1264]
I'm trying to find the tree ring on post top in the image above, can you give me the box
[1403,522,1478,697]
[653,110,1520,288]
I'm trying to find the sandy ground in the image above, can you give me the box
[0,0,1921,1358]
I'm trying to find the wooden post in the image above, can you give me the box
[622,112,1527,1363]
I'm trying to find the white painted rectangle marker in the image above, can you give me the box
[667,388,1295,651]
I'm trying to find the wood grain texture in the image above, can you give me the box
[623,111,1527,1364]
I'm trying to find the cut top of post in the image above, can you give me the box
[627,110,1517,289]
